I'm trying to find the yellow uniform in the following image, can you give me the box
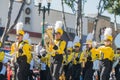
[0,51,5,71]
[40,53,51,67]
[63,53,73,65]
[0,51,9,76]
[10,43,16,55]
[71,51,81,80]
[50,40,66,56]
[91,48,101,61]
[80,51,87,63]
[80,50,92,62]
[98,46,114,61]
[114,53,120,60]
[72,52,81,65]
[10,41,32,64]
[0,51,5,62]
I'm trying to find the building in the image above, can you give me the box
[0,0,119,44]
[0,0,90,44]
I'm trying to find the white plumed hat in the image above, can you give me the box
[55,21,63,30]
[54,21,63,35]
[16,22,24,35]
[104,27,113,41]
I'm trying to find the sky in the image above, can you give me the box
[84,0,120,23]
[36,0,120,24]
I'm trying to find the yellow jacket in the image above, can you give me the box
[72,52,81,65]
[50,40,66,56]
[10,43,16,55]
[91,48,101,61]
[114,53,120,61]
[80,51,88,63]
[40,53,51,67]
[0,51,5,62]
[11,41,32,64]
[63,53,73,65]
[98,46,114,61]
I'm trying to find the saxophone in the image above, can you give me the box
[81,49,88,68]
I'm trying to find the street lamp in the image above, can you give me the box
[34,0,52,46]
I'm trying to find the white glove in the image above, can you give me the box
[92,41,97,48]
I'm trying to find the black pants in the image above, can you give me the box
[64,63,72,80]
[51,54,63,80]
[71,64,81,80]
[115,64,120,80]
[40,66,52,80]
[28,70,34,80]
[40,70,47,80]
[0,74,5,80]
[84,61,94,80]
[46,66,52,80]
[100,59,112,80]
[18,62,30,80]
[14,63,18,80]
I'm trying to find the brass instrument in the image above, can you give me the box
[81,49,88,68]
[44,26,54,52]
[10,41,19,80]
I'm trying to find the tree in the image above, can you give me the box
[0,0,26,47]
[1,0,14,46]
[61,0,71,40]
[64,0,87,41]
[103,0,120,34]
[93,0,106,41]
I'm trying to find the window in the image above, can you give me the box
[66,27,75,33]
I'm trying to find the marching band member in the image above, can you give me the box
[98,28,114,80]
[37,46,52,80]
[0,52,10,80]
[63,47,73,80]
[0,42,10,80]
[91,41,101,80]
[23,34,34,80]
[49,21,66,80]
[80,33,94,80]
[10,22,32,80]
[0,51,9,80]
[112,33,120,80]
[83,41,94,80]
[112,48,120,80]
[71,42,81,80]
[61,41,73,80]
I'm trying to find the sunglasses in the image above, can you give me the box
[74,46,79,48]
[55,32,60,35]
[104,39,111,42]
[67,50,71,52]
